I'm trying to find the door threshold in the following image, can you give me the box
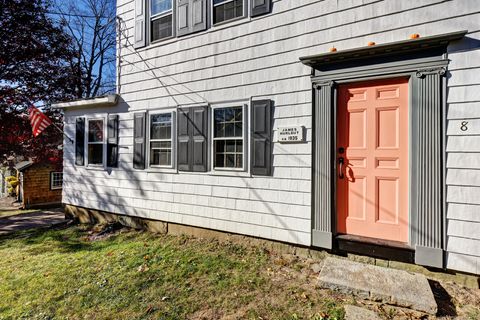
[335,234,414,263]
[336,234,412,250]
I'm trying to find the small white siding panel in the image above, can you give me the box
[446,17,480,273]
[61,0,480,274]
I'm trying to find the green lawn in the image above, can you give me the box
[0,209,39,218]
[0,225,347,320]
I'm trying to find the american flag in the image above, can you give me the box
[28,105,52,137]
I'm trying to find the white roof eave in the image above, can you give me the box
[51,94,119,110]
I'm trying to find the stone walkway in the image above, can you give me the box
[0,208,67,235]
[0,196,22,211]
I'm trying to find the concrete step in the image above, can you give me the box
[318,257,437,314]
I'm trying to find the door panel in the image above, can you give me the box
[337,78,409,243]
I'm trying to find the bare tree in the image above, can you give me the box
[56,0,116,98]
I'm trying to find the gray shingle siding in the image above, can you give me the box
[63,0,480,274]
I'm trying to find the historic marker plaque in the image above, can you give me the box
[278,126,304,143]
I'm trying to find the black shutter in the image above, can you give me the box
[134,0,146,48]
[107,114,119,167]
[75,117,85,166]
[133,112,146,169]
[177,106,208,171]
[251,100,272,175]
[177,108,190,171]
[177,0,207,37]
[251,0,271,17]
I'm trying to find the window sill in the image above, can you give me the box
[212,15,247,28]
[209,170,250,177]
[84,165,106,171]
[145,167,177,174]
[150,35,175,45]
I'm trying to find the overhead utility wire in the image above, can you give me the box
[116,17,210,106]
[117,18,203,105]
[45,10,113,20]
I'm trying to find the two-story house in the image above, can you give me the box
[53,0,480,275]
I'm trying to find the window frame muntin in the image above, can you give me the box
[211,103,247,172]
[50,171,63,190]
[147,109,176,169]
[86,117,106,167]
[211,0,247,26]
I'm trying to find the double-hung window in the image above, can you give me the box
[213,0,244,24]
[149,112,174,167]
[87,119,105,165]
[213,106,245,169]
[150,0,173,41]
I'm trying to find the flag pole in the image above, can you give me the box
[51,123,74,144]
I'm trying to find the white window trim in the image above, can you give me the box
[146,109,176,171]
[85,117,107,168]
[50,171,63,190]
[211,0,247,26]
[149,0,175,43]
[210,103,248,172]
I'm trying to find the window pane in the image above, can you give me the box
[224,107,235,122]
[151,14,172,41]
[214,0,243,24]
[151,0,172,15]
[151,113,172,140]
[214,139,243,169]
[234,121,242,136]
[215,140,225,153]
[150,141,171,166]
[226,154,235,167]
[214,108,225,123]
[151,113,172,123]
[88,120,103,142]
[214,106,242,138]
[150,149,172,166]
[88,144,103,164]
[215,154,224,168]
[236,140,243,152]
[236,154,243,168]
[225,123,235,137]
[151,141,172,149]
[235,108,242,121]
[215,123,225,138]
[225,140,235,152]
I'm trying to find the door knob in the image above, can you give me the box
[338,157,344,179]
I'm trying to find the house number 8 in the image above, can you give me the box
[460,121,469,132]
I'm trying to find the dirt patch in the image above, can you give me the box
[82,222,127,241]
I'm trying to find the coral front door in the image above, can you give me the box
[336,78,409,243]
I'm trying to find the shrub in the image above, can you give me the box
[5,176,18,196]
